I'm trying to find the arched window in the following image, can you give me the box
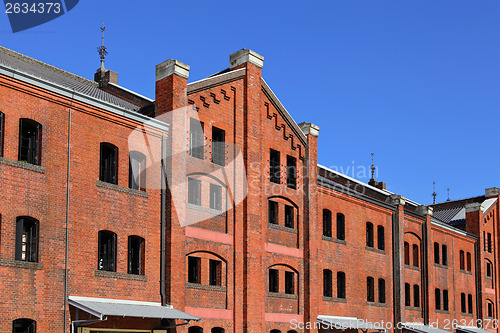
[466,252,472,272]
[129,151,147,190]
[377,225,385,250]
[443,289,449,311]
[323,269,332,297]
[366,222,374,248]
[367,276,374,302]
[15,216,39,262]
[468,294,473,314]
[287,331,298,333]
[0,111,4,157]
[19,118,42,165]
[212,328,224,333]
[337,271,346,299]
[434,242,440,264]
[404,242,410,265]
[435,288,441,310]
[441,245,447,266]
[487,300,494,318]
[412,244,419,267]
[413,285,420,308]
[323,209,332,237]
[12,318,36,333]
[128,235,145,275]
[270,330,282,333]
[460,293,466,313]
[336,213,345,240]
[98,230,117,271]
[378,278,386,303]
[100,142,118,184]
[189,327,203,333]
[405,283,411,306]
[459,250,465,270]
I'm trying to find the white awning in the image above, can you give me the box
[402,323,451,333]
[69,296,200,322]
[317,315,386,331]
[457,326,492,333]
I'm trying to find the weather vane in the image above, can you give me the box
[97,23,107,71]
[370,152,376,180]
[447,188,450,202]
[432,181,437,204]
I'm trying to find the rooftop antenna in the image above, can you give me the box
[370,152,376,181]
[447,188,450,202]
[97,23,107,72]
[432,181,437,204]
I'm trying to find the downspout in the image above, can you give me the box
[421,220,429,325]
[63,90,75,333]
[160,131,167,306]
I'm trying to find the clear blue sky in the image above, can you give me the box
[2,0,499,205]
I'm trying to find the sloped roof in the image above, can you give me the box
[0,46,140,111]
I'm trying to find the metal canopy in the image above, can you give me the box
[317,315,386,331]
[402,323,451,333]
[69,296,200,322]
[457,326,493,333]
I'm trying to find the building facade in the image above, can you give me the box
[0,46,498,333]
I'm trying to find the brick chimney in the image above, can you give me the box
[155,59,190,116]
[94,68,118,87]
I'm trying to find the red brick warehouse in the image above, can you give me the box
[0,45,498,333]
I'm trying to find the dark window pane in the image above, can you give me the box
[128,236,144,275]
[211,328,224,333]
[377,226,385,250]
[460,250,465,270]
[189,326,203,333]
[285,271,294,294]
[188,178,201,205]
[468,294,473,314]
[442,245,447,266]
[443,290,449,311]
[284,205,294,228]
[323,269,332,297]
[404,242,410,265]
[286,155,297,189]
[435,289,441,310]
[461,293,466,313]
[366,222,374,248]
[467,252,472,272]
[0,112,4,157]
[487,262,493,277]
[367,277,374,302]
[210,183,222,210]
[98,230,116,271]
[434,243,440,264]
[270,149,280,183]
[129,151,146,190]
[269,269,279,292]
[269,201,278,225]
[488,233,492,253]
[13,318,36,333]
[413,285,420,307]
[100,143,118,184]
[188,256,201,284]
[209,259,222,286]
[323,209,332,237]
[413,244,419,267]
[18,119,41,165]
[212,127,225,166]
[405,283,411,306]
[336,214,345,240]
[15,217,38,262]
[337,272,346,299]
[190,118,204,159]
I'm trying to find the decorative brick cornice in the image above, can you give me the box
[94,270,147,282]
[0,258,42,270]
[96,180,148,198]
[0,157,45,173]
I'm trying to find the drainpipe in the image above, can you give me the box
[160,132,167,306]
[63,90,75,333]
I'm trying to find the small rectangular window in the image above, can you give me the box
[443,289,449,311]
[129,151,146,190]
[286,155,297,189]
[366,222,374,248]
[378,279,386,303]
[488,302,494,318]
[270,149,280,184]
[188,256,201,284]
[269,201,278,225]
[285,271,294,294]
[367,277,374,302]
[336,214,345,240]
[461,293,466,313]
[212,127,225,166]
[98,230,116,271]
[487,262,493,278]
[19,119,41,165]
[466,252,472,272]
[188,178,201,205]
[337,272,346,299]
[284,205,294,228]
[488,233,492,253]
[434,243,440,264]
[442,245,447,266]
[100,143,118,184]
[209,259,222,286]
[468,294,473,314]
[128,236,145,275]
[405,283,411,306]
[269,269,279,292]
[323,270,332,297]
[377,225,385,250]
[435,289,441,310]
[15,217,38,262]
[323,209,332,237]
[413,285,420,308]
[190,118,204,159]
[210,183,222,210]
